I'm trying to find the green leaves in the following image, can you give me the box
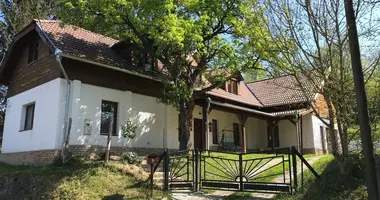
[57,0,274,105]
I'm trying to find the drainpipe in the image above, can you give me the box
[55,49,72,163]
[295,111,299,151]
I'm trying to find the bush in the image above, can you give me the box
[121,152,140,164]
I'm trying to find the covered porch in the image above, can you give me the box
[192,97,310,153]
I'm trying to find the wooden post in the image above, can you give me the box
[163,151,169,191]
[267,120,275,152]
[237,114,248,153]
[291,146,298,192]
[202,104,209,150]
[105,116,113,162]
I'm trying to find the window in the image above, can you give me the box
[212,119,218,144]
[267,125,279,148]
[225,80,238,95]
[100,100,118,135]
[320,126,326,150]
[231,80,238,95]
[233,123,240,146]
[21,103,35,131]
[27,40,39,64]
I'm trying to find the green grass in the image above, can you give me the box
[0,161,170,200]
[275,154,367,200]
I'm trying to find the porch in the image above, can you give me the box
[191,98,312,153]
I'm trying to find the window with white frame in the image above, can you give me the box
[21,103,35,131]
[100,100,118,135]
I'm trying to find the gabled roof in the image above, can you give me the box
[246,74,316,107]
[0,19,319,115]
[35,20,158,76]
[36,20,124,67]
[208,81,263,107]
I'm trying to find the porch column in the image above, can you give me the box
[202,102,211,150]
[267,120,275,151]
[237,114,248,153]
[298,115,303,154]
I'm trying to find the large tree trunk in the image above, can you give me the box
[344,1,380,198]
[336,113,349,181]
[326,98,339,158]
[179,98,195,150]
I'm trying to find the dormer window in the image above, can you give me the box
[225,80,238,95]
[27,40,39,64]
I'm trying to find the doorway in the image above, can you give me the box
[194,118,204,150]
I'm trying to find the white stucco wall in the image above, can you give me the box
[68,81,166,149]
[310,115,329,151]
[2,78,66,153]
[1,77,330,153]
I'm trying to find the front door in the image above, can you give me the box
[194,118,204,150]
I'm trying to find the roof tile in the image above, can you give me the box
[246,75,316,107]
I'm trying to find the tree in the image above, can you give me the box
[0,0,55,59]
[57,0,274,150]
[0,0,55,152]
[266,0,380,179]
[344,0,379,198]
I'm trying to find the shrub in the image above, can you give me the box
[121,152,140,164]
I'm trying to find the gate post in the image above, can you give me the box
[195,149,199,192]
[239,153,243,191]
[291,146,298,192]
[288,147,293,194]
[164,151,169,191]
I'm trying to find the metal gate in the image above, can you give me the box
[161,147,318,194]
[164,150,195,191]
[199,149,292,193]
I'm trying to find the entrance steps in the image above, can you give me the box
[141,160,164,185]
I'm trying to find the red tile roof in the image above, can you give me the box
[35,19,140,72]
[34,19,316,109]
[246,75,316,107]
[208,82,263,107]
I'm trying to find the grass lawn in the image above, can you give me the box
[0,161,171,200]
[275,154,367,200]
[200,152,288,183]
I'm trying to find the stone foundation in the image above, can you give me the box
[0,149,60,166]
[303,148,328,154]
[68,145,175,157]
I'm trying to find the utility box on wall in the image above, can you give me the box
[84,119,92,135]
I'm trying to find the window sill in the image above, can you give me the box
[19,129,32,132]
[100,133,118,136]
[26,60,38,66]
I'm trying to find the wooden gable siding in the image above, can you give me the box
[61,58,164,98]
[7,33,61,97]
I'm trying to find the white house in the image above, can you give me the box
[0,20,332,165]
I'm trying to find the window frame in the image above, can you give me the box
[27,40,39,64]
[231,80,238,95]
[100,100,118,136]
[225,80,238,95]
[20,103,35,131]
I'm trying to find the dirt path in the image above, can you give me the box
[169,156,321,200]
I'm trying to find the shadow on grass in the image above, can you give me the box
[276,155,366,200]
[0,161,106,200]
[102,193,125,200]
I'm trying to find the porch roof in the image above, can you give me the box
[207,99,311,120]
